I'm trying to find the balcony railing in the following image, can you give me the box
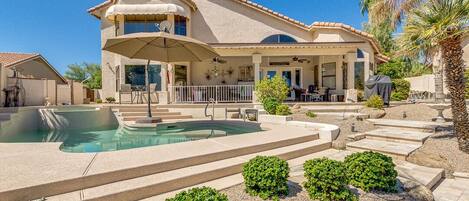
[169,85,254,103]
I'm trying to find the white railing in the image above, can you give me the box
[169,85,254,103]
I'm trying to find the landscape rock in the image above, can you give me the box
[359,107,386,119]
[399,177,434,201]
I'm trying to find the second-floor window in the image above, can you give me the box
[174,16,187,36]
[124,15,167,34]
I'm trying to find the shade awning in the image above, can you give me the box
[105,4,189,20]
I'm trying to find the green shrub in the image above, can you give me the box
[262,97,280,115]
[96,99,103,104]
[391,79,410,101]
[377,59,405,79]
[166,187,228,201]
[275,105,291,116]
[344,151,398,192]
[365,95,384,109]
[242,156,289,200]
[255,75,289,104]
[303,158,357,201]
[306,111,317,118]
[105,97,116,103]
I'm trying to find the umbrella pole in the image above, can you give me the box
[145,60,152,118]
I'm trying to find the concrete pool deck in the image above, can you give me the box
[0,121,328,201]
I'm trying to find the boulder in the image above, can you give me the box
[359,107,386,119]
[399,177,435,201]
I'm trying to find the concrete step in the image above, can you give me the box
[120,112,181,117]
[47,140,331,201]
[367,119,448,132]
[346,139,421,160]
[123,115,193,121]
[394,160,444,189]
[118,108,170,113]
[17,132,320,201]
[365,128,433,145]
[433,177,469,201]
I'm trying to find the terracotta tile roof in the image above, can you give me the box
[88,0,389,62]
[0,52,40,68]
[234,0,308,29]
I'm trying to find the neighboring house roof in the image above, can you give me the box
[0,52,67,84]
[88,0,389,62]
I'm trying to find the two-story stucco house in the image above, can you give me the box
[88,0,389,104]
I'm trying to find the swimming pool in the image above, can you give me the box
[0,121,263,153]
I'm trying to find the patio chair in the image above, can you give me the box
[118,84,133,104]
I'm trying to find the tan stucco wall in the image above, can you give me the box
[191,0,311,43]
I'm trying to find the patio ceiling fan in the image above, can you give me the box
[292,56,311,64]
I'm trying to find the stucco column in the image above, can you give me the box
[318,56,323,88]
[364,51,371,82]
[346,53,357,102]
[336,56,344,92]
[252,54,262,103]
[158,64,169,104]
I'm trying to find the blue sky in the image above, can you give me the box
[0,0,368,74]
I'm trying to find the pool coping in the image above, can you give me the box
[0,120,328,201]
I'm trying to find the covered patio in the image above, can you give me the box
[163,42,381,104]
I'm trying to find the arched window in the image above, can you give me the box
[357,49,365,59]
[261,34,297,44]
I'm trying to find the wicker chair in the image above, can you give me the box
[118,84,133,104]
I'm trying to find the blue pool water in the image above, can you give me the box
[0,121,262,153]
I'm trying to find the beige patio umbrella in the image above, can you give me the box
[103,32,219,123]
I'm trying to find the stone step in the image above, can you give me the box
[365,128,433,145]
[47,140,331,201]
[346,139,421,160]
[394,160,444,189]
[433,177,469,201]
[120,112,181,117]
[367,119,448,132]
[122,115,193,121]
[118,108,170,113]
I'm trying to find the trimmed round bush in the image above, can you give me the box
[391,79,410,101]
[242,156,289,200]
[344,151,398,192]
[262,97,280,115]
[96,99,103,104]
[275,104,291,116]
[165,186,228,201]
[365,95,384,109]
[303,158,357,201]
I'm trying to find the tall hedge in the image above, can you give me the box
[391,79,410,101]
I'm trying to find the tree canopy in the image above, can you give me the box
[64,63,102,89]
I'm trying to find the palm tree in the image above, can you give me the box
[399,0,469,153]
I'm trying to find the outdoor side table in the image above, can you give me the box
[243,109,259,122]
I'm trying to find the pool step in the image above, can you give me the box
[123,115,193,121]
[120,112,182,117]
[47,139,331,201]
[117,108,170,113]
[3,130,321,201]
